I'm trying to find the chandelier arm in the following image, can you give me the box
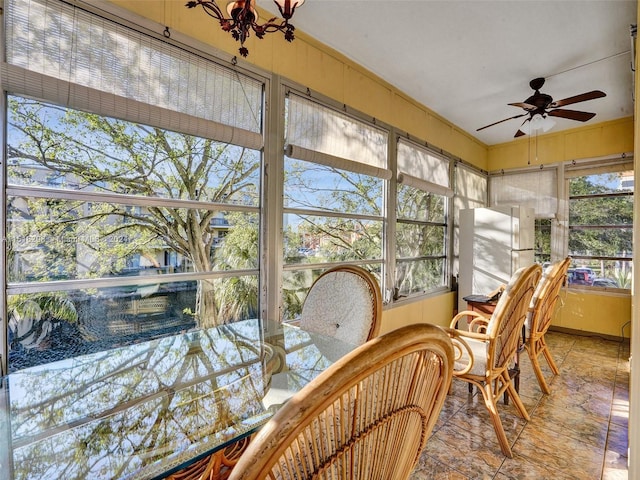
[186,1,225,22]
[257,20,291,33]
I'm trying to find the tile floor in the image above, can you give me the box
[410,330,630,480]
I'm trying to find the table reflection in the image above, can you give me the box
[0,319,356,480]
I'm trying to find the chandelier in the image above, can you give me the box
[186,0,305,57]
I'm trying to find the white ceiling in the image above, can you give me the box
[269,0,637,146]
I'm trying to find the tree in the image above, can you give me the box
[281,161,384,318]
[568,173,633,281]
[8,96,261,329]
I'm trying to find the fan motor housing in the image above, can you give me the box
[524,92,552,112]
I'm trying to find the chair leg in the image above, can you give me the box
[478,380,514,458]
[527,343,551,395]
[540,336,560,375]
[527,337,560,395]
[503,371,530,422]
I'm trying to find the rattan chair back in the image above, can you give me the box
[448,263,542,457]
[228,323,454,480]
[525,257,570,393]
[299,265,382,344]
[486,263,543,372]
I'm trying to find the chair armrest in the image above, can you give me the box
[450,311,490,333]
[468,316,489,334]
[443,327,474,376]
[451,328,491,342]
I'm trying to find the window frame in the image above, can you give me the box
[280,89,390,320]
[1,0,271,373]
[394,138,453,300]
[564,163,633,292]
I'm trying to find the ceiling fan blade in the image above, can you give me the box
[508,102,536,111]
[549,90,606,108]
[547,109,596,122]
[514,118,529,137]
[477,113,528,131]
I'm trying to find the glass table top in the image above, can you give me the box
[0,319,357,480]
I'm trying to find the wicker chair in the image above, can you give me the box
[448,263,542,458]
[524,257,570,394]
[228,323,454,480]
[299,265,382,344]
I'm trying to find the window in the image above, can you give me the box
[490,168,558,265]
[453,164,487,277]
[567,167,633,289]
[4,0,265,372]
[282,93,389,319]
[395,139,452,298]
[487,159,634,290]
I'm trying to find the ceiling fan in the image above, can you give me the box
[477,77,606,138]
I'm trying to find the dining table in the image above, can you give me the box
[0,319,358,480]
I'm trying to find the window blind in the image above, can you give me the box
[285,144,392,180]
[489,168,558,218]
[454,164,487,211]
[4,0,264,149]
[564,157,634,178]
[286,93,389,177]
[397,139,452,196]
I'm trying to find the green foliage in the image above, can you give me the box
[568,174,633,259]
[7,96,262,327]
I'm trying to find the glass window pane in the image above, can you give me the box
[7,274,259,372]
[8,198,259,282]
[567,261,632,289]
[396,223,445,258]
[284,158,383,215]
[284,214,382,264]
[535,218,551,265]
[395,258,446,297]
[570,172,633,196]
[568,228,633,258]
[397,184,445,222]
[8,97,261,206]
[569,196,633,226]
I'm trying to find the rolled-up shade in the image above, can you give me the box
[454,164,487,211]
[285,144,392,180]
[286,93,389,174]
[564,157,634,178]
[397,173,453,197]
[397,139,450,189]
[489,168,558,218]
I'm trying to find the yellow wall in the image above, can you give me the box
[379,292,456,335]
[488,117,634,171]
[553,289,631,339]
[110,0,632,338]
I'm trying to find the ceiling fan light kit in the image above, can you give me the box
[522,114,556,135]
[478,77,606,138]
